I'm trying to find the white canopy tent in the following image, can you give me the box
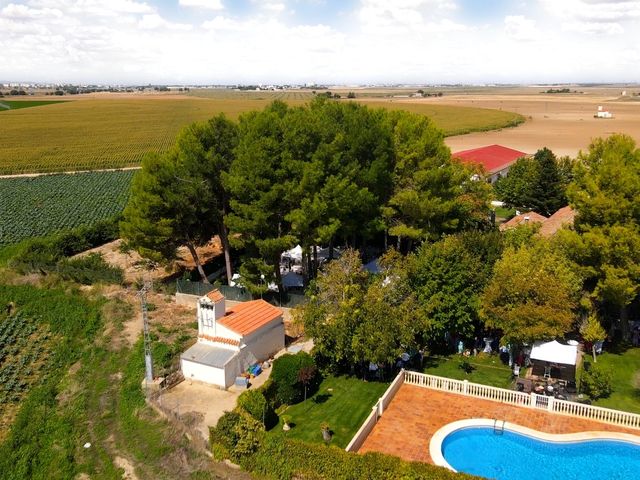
[282,245,303,262]
[530,340,577,366]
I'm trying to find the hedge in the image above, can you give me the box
[243,437,477,480]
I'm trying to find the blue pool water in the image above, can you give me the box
[442,427,640,480]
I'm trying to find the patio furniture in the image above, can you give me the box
[515,378,533,394]
[543,366,551,379]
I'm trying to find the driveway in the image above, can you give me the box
[158,363,272,441]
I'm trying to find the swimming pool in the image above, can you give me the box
[430,419,640,480]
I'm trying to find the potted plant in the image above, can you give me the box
[282,415,292,431]
[320,422,332,442]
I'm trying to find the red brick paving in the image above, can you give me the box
[358,384,640,464]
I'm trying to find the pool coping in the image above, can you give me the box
[429,418,640,472]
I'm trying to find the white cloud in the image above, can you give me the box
[504,15,539,41]
[179,0,224,10]
[139,13,192,30]
[538,0,640,36]
[0,0,639,84]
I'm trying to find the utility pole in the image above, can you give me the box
[138,280,154,390]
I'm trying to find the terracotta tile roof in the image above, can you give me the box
[539,206,576,237]
[453,144,529,174]
[219,300,283,336]
[198,334,240,347]
[499,211,547,231]
[205,289,224,303]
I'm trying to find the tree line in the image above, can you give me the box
[297,134,640,370]
[121,98,490,292]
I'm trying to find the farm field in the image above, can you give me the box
[0,94,524,174]
[0,99,67,111]
[0,313,51,439]
[0,170,134,245]
[430,88,640,157]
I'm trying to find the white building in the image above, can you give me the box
[180,290,285,388]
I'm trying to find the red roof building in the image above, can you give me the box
[452,145,529,183]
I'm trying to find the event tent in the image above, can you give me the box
[530,340,577,365]
[529,340,578,380]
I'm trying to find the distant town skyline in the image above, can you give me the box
[1,0,639,84]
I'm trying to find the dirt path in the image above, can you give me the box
[0,166,141,179]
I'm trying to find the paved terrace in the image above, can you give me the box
[358,384,640,464]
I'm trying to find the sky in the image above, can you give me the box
[1,0,640,84]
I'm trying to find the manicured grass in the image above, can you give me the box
[270,375,389,448]
[0,100,67,110]
[589,347,640,414]
[423,354,514,389]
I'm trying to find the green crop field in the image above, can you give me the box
[0,94,524,174]
[0,312,52,437]
[0,170,135,245]
[0,99,67,111]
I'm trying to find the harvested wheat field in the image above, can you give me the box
[420,87,640,157]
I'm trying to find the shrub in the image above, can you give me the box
[209,410,264,461]
[271,352,319,405]
[8,217,122,278]
[238,390,267,422]
[56,253,124,285]
[581,362,612,400]
[248,437,472,480]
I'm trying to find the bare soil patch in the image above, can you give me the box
[75,237,223,284]
[414,89,640,157]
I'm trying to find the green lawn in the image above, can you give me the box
[423,354,514,389]
[269,375,389,448]
[494,206,516,220]
[588,347,640,414]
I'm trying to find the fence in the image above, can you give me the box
[176,280,307,308]
[404,371,640,430]
[345,369,405,452]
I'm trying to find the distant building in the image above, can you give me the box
[499,211,547,232]
[499,206,576,236]
[180,290,284,389]
[452,144,529,183]
[595,106,613,119]
[538,206,576,237]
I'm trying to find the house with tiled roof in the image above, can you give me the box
[452,144,530,183]
[499,211,548,232]
[180,290,284,388]
[538,206,576,237]
[499,206,576,236]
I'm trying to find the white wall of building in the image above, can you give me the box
[244,319,285,362]
[181,358,228,388]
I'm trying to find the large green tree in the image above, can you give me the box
[410,231,504,345]
[384,111,492,249]
[559,134,640,338]
[173,115,238,283]
[121,116,238,283]
[296,249,416,372]
[494,147,567,216]
[480,242,582,345]
[120,150,216,282]
[223,101,300,292]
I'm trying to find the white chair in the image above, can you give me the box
[543,366,551,379]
